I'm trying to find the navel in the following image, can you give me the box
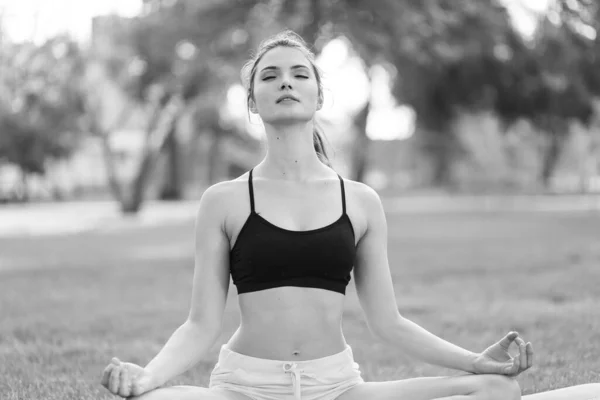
[292,350,300,357]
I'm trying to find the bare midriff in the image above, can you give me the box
[226,286,348,361]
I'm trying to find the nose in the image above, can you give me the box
[280,77,292,90]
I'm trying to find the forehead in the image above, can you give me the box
[256,46,311,71]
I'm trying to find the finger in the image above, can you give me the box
[119,367,131,398]
[131,380,143,397]
[514,337,527,371]
[101,364,115,388]
[512,354,520,375]
[526,342,534,369]
[502,360,514,375]
[503,356,518,375]
[498,331,518,350]
[109,366,122,394]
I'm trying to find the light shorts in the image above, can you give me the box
[208,344,364,400]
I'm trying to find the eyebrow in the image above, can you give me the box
[260,65,310,73]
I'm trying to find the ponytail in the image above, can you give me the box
[313,124,333,168]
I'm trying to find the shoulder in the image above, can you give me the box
[342,177,383,212]
[196,173,250,224]
[340,177,386,235]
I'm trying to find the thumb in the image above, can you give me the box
[498,331,518,350]
[131,376,152,397]
[111,357,121,366]
[502,357,519,375]
[131,381,145,397]
[503,362,515,374]
[483,359,515,375]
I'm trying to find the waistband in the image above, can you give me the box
[217,344,357,373]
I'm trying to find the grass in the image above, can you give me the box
[1,209,599,399]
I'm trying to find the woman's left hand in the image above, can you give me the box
[471,332,533,377]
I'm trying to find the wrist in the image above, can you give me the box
[144,367,165,389]
[464,352,480,374]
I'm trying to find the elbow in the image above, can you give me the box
[184,316,222,339]
[370,313,407,343]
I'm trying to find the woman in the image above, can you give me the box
[101,31,599,400]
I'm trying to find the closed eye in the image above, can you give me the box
[262,76,308,81]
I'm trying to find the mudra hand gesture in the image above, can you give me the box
[101,357,156,398]
[472,331,534,376]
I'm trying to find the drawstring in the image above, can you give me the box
[282,362,316,400]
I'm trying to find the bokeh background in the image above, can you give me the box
[0,1,599,399]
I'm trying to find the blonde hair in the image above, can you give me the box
[241,30,333,168]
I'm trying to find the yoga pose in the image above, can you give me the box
[101,31,599,400]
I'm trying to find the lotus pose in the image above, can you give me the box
[101,31,600,400]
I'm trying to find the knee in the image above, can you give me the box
[480,375,521,400]
[129,386,186,400]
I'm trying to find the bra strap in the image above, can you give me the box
[337,174,346,215]
[249,168,255,213]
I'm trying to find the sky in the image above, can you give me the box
[0,0,142,43]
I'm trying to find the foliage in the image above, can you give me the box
[0,36,86,174]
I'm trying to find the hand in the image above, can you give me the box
[472,332,533,377]
[101,357,157,398]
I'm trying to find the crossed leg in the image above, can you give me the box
[129,379,600,400]
[338,373,600,400]
[337,374,521,400]
[131,385,254,400]
[522,384,600,400]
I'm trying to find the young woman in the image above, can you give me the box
[101,31,600,400]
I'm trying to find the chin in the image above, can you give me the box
[264,114,314,125]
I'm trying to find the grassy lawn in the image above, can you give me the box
[1,209,599,399]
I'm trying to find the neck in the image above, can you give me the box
[259,120,329,181]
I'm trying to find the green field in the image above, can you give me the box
[1,209,599,399]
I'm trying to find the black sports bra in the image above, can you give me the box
[229,168,356,295]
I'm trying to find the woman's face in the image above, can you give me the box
[250,46,321,125]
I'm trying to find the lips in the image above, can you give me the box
[276,94,299,103]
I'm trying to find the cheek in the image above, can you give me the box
[252,86,273,111]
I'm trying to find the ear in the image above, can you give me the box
[249,98,258,114]
[316,94,324,111]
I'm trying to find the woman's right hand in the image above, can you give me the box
[101,357,157,398]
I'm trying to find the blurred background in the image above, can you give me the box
[1,1,600,399]
[1,0,599,214]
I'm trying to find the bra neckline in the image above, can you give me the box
[252,211,347,235]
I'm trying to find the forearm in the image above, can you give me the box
[144,320,220,387]
[376,316,477,373]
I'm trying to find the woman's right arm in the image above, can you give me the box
[142,182,233,388]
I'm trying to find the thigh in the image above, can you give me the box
[337,374,519,400]
[132,385,255,400]
[522,383,600,400]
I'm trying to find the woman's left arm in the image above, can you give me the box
[352,184,531,375]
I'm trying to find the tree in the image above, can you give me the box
[92,0,598,199]
[0,36,86,200]
[88,1,254,213]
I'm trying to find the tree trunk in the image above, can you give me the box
[19,169,29,202]
[158,123,183,200]
[419,126,456,188]
[206,128,222,185]
[431,138,453,187]
[122,95,183,214]
[351,100,371,182]
[541,130,564,189]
